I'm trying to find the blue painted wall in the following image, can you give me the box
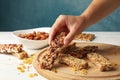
[0,0,120,31]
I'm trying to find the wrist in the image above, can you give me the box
[77,14,88,31]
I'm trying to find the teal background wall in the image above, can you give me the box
[0,0,120,31]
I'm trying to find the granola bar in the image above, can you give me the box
[74,33,95,41]
[87,53,114,71]
[0,44,28,59]
[0,44,22,53]
[39,47,59,69]
[60,43,98,58]
[50,32,67,48]
[59,54,88,70]
[40,32,67,69]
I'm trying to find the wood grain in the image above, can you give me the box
[33,42,120,80]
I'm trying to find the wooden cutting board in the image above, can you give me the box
[33,42,120,80]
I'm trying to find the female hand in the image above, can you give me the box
[49,15,87,46]
[49,0,120,46]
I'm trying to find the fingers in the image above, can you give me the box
[49,15,86,46]
[64,27,78,46]
[49,27,58,44]
[49,15,66,44]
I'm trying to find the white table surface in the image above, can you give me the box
[0,30,120,80]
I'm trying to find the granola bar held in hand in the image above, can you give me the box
[40,32,67,70]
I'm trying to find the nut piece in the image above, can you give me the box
[18,31,49,40]
[87,53,114,71]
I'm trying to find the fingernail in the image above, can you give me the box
[64,40,69,46]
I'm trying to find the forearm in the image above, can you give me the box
[82,0,120,28]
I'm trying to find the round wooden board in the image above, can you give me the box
[33,42,120,80]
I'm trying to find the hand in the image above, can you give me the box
[49,15,86,46]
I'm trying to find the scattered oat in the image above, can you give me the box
[33,73,38,76]
[51,68,57,73]
[71,67,77,71]
[29,73,34,78]
[20,63,26,69]
[81,69,88,75]
[29,73,38,78]
[17,55,38,78]
[23,55,33,64]
[17,66,25,73]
